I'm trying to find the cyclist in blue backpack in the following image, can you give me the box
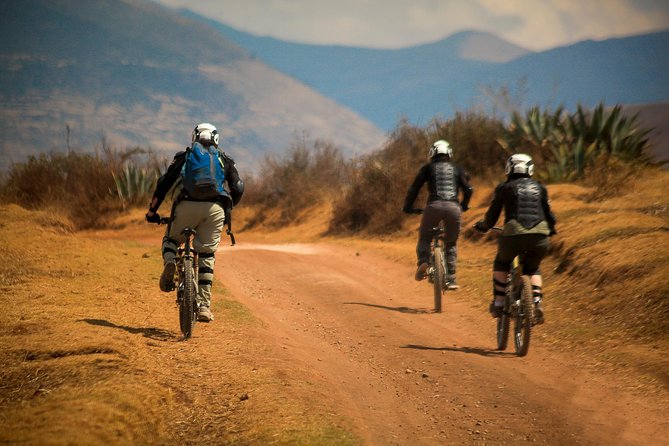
[145,123,244,322]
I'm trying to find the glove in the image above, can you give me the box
[461,203,469,212]
[473,221,489,233]
[145,211,161,224]
[549,227,557,236]
[401,206,412,214]
[403,206,422,214]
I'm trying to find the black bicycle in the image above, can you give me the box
[409,209,456,313]
[490,227,534,356]
[158,217,199,339]
[428,225,454,313]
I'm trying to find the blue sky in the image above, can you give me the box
[153,0,669,51]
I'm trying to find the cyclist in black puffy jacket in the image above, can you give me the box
[403,140,473,288]
[474,153,556,324]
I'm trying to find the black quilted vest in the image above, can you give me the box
[504,177,546,229]
[428,160,458,202]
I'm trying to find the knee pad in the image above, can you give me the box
[532,285,543,302]
[493,277,506,297]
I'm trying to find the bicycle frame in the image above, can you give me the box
[500,255,534,356]
[427,226,446,284]
[505,257,522,316]
[157,217,200,339]
[174,227,199,339]
[428,225,451,313]
[176,228,199,306]
[487,227,534,356]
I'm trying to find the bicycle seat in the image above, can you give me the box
[181,227,197,237]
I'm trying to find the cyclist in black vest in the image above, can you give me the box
[145,123,244,322]
[474,153,556,323]
[403,140,473,288]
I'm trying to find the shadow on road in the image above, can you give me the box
[79,318,178,341]
[344,302,432,314]
[401,343,516,358]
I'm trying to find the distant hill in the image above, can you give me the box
[184,9,669,131]
[182,10,532,129]
[0,0,385,171]
[623,101,669,165]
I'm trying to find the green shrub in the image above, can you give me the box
[499,103,653,183]
[108,147,163,209]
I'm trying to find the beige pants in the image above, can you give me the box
[162,200,225,308]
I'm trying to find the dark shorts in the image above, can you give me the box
[494,234,549,275]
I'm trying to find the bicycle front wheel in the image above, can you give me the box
[179,258,197,339]
[433,247,444,313]
[496,300,510,351]
[513,275,533,356]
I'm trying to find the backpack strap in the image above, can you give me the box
[218,151,225,171]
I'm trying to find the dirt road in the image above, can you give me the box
[217,240,669,445]
[3,203,667,445]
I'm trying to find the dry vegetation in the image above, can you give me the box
[0,147,164,229]
[466,172,669,349]
[0,205,357,445]
[1,106,666,442]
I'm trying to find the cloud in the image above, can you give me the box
[480,0,669,49]
[153,0,669,50]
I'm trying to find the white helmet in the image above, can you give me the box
[505,153,534,176]
[192,122,219,147]
[428,139,452,159]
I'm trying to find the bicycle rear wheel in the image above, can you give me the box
[433,247,444,313]
[513,275,533,356]
[179,258,197,339]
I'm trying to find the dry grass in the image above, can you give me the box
[2,166,668,442]
[0,204,358,445]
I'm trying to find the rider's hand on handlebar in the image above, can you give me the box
[145,211,161,224]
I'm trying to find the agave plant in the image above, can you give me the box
[112,163,159,208]
[500,102,653,182]
[502,107,564,148]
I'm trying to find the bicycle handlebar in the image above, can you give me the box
[152,214,236,246]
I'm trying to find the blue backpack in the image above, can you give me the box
[181,142,226,200]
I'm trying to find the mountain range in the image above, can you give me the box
[1,0,668,173]
[0,0,385,171]
[185,9,669,132]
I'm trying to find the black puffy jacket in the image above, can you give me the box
[482,175,556,232]
[404,157,473,210]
